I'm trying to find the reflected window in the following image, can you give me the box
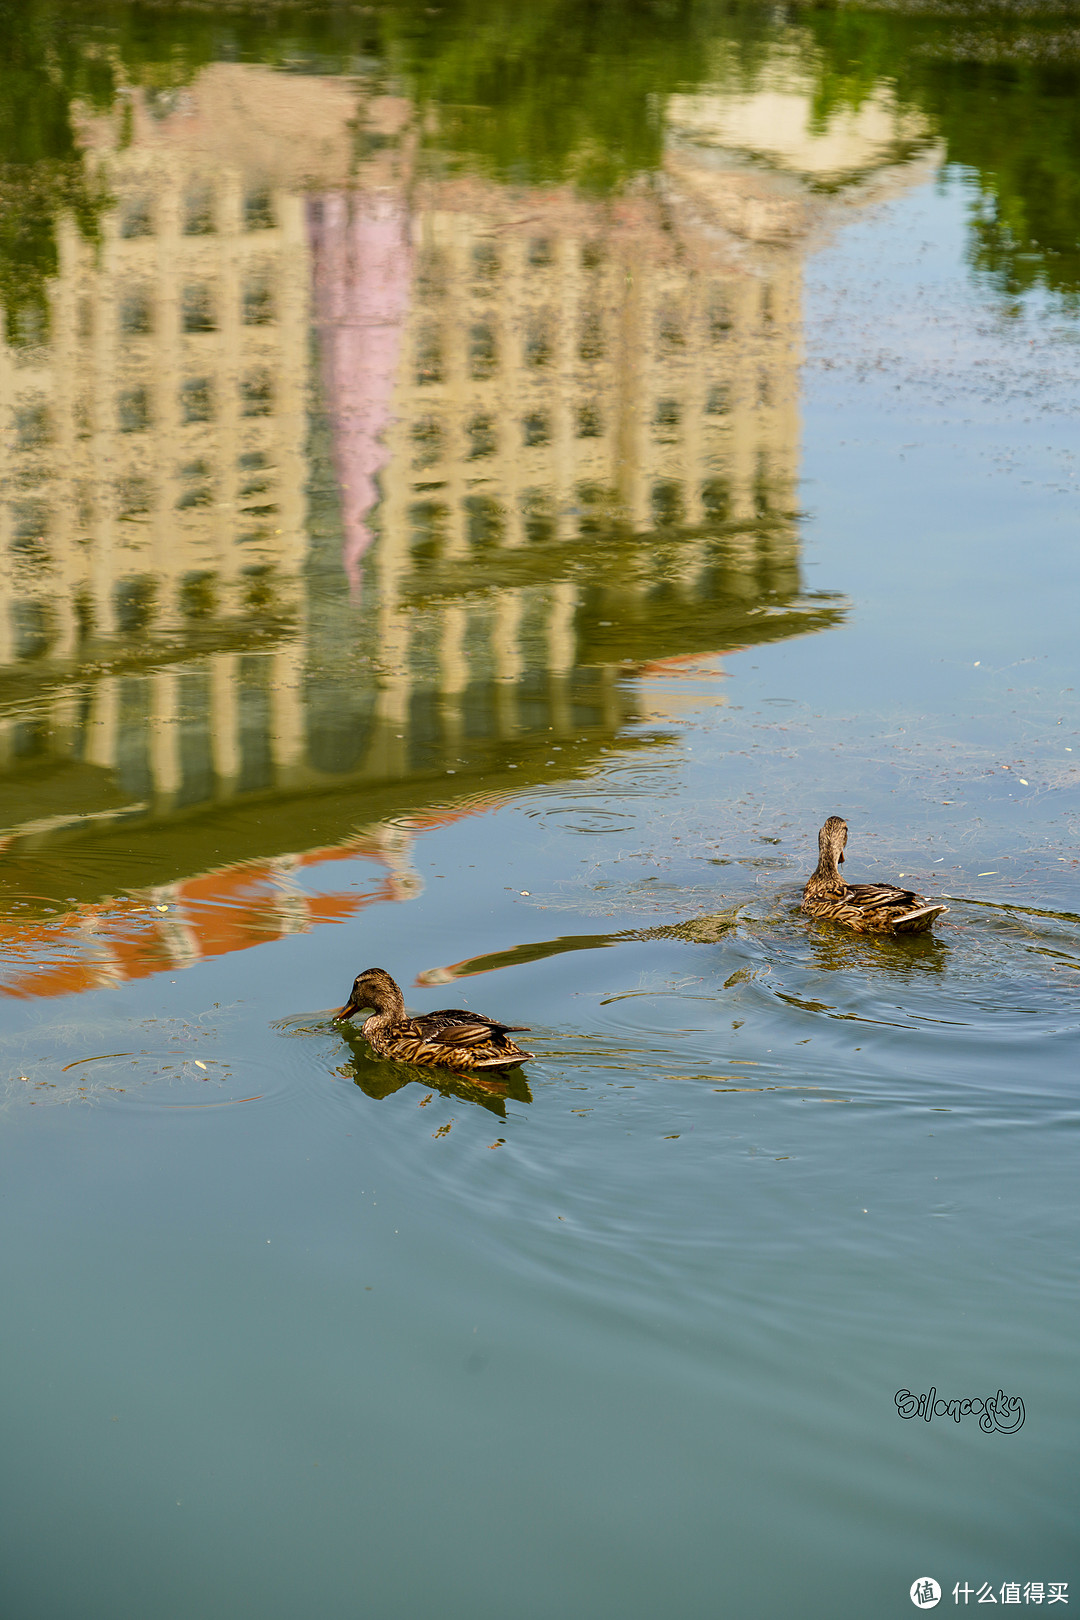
[117,677,153,798]
[654,398,681,430]
[708,291,732,339]
[176,670,215,807]
[758,370,772,409]
[117,477,153,520]
[238,451,274,504]
[415,325,444,385]
[523,412,549,448]
[528,238,553,268]
[760,282,774,327]
[463,603,497,692]
[180,377,215,423]
[416,247,447,300]
[467,415,496,460]
[179,571,216,618]
[465,494,503,548]
[754,452,772,518]
[237,526,271,549]
[242,565,275,614]
[242,494,278,519]
[702,478,731,521]
[14,402,51,450]
[11,501,49,557]
[569,667,604,728]
[525,313,552,369]
[469,321,498,380]
[516,668,552,732]
[576,402,602,439]
[243,277,275,326]
[237,656,273,793]
[575,482,617,537]
[657,312,684,354]
[462,679,496,742]
[240,372,274,417]
[119,197,153,238]
[409,500,447,563]
[408,616,441,686]
[74,593,94,642]
[472,241,500,285]
[8,305,46,349]
[77,298,93,340]
[521,490,554,545]
[182,284,217,333]
[411,418,444,471]
[114,576,156,633]
[706,384,730,417]
[176,457,214,509]
[118,387,151,434]
[183,186,216,235]
[244,188,275,231]
[11,718,48,758]
[11,600,53,661]
[407,685,442,772]
[119,288,153,336]
[651,481,684,529]
[581,241,605,272]
[578,309,605,362]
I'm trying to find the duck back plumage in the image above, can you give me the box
[802,819,947,935]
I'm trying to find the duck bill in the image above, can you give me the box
[334,1000,360,1021]
[838,850,845,865]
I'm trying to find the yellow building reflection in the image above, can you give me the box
[0,59,907,998]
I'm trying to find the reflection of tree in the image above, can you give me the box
[7,0,1075,319]
[0,1,111,341]
[381,0,776,190]
[0,0,776,340]
[0,0,358,341]
[794,3,1080,309]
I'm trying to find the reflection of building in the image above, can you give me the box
[667,40,937,193]
[0,149,310,656]
[377,178,800,554]
[0,60,863,1002]
[0,833,407,1002]
[345,173,813,789]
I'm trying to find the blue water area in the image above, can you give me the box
[0,4,1077,1617]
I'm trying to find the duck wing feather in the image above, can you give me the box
[845,881,926,909]
[411,1009,531,1046]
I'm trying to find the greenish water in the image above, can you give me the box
[1,5,1078,1617]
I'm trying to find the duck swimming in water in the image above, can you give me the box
[334,967,534,1072]
[801,816,948,935]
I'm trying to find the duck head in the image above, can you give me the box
[334,966,405,1021]
[817,815,848,876]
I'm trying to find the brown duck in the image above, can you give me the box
[334,967,534,1072]
[802,816,948,935]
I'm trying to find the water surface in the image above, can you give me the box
[1,4,1077,1617]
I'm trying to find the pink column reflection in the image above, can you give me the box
[308,193,412,593]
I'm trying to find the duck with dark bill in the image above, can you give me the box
[802,817,948,935]
[335,967,534,1072]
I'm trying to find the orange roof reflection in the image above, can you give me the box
[0,831,417,1002]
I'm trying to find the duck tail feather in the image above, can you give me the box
[893,904,948,933]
